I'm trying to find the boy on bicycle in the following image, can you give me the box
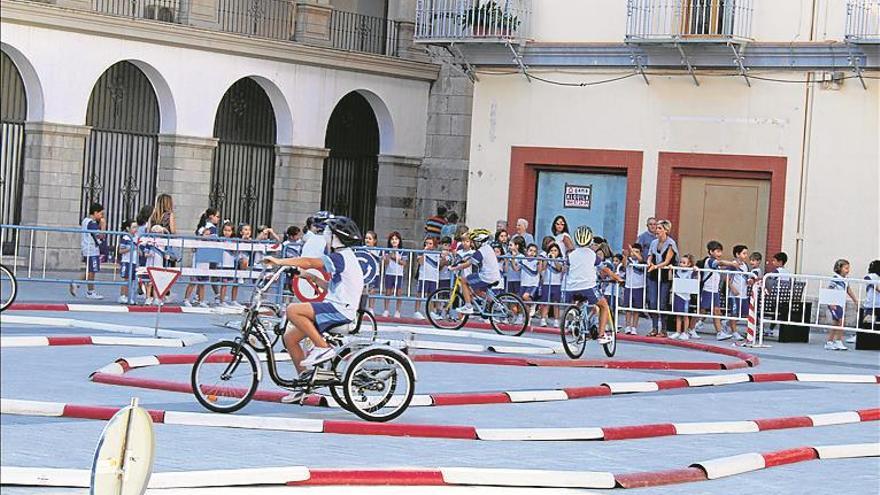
[566,225,620,344]
[262,216,364,403]
[450,228,500,315]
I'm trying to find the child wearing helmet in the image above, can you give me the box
[450,228,501,314]
[262,216,365,403]
[300,210,333,258]
[565,225,620,344]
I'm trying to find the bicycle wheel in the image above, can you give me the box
[426,288,468,330]
[488,292,528,336]
[601,306,617,357]
[328,348,354,411]
[560,305,587,359]
[191,341,260,413]
[343,348,415,422]
[0,264,17,312]
[354,310,378,340]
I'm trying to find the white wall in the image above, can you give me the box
[0,21,429,156]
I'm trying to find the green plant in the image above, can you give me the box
[460,1,520,32]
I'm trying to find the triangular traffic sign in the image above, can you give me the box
[147,267,181,299]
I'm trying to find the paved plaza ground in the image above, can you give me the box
[1,280,878,494]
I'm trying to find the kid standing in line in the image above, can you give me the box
[117,219,139,304]
[492,242,505,288]
[825,259,859,351]
[520,243,541,317]
[383,232,406,318]
[698,240,744,341]
[414,237,440,319]
[218,221,237,306]
[539,243,565,327]
[71,202,106,300]
[184,208,220,307]
[671,254,697,340]
[623,243,646,335]
[605,253,624,319]
[726,245,751,337]
[438,236,454,291]
[505,236,525,296]
[364,231,382,311]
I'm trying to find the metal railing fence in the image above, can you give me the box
[91,0,185,24]
[414,0,532,42]
[626,0,754,41]
[330,10,400,56]
[845,0,880,41]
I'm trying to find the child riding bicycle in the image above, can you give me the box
[565,225,621,344]
[449,228,500,315]
[262,216,365,403]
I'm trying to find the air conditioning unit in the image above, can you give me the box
[144,5,175,23]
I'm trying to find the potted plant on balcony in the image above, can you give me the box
[461,1,520,38]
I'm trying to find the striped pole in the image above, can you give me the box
[745,280,762,347]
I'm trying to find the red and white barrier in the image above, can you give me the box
[0,314,206,346]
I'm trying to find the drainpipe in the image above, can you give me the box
[794,0,819,273]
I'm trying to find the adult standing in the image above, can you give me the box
[637,217,658,251]
[550,215,575,256]
[514,218,535,247]
[646,219,679,337]
[149,193,178,267]
[440,211,459,239]
[424,205,448,240]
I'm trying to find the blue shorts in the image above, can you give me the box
[700,291,721,311]
[568,287,603,305]
[728,297,749,318]
[466,273,494,291]
[84,255,101,273]
[438,278,451,290]
[521,285,539,299]
[506,281,521,295]
[120,262,137,280]
[623,287,645,309]
[828,305,844,322]
[384,274,403,291]
[673,294,690,313]
[418,280,437,296]
[311,302,352,333]
[542,284,562,303]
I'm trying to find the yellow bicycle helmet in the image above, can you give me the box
[468,228,493,244]
[573,225,594,247]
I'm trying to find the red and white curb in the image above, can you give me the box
[0,314,206,346]
[3,443,877,489]
[3,398,877,443]
[87,353,880,408]
[7,302,239,315]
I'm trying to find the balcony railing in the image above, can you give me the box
[414,0,531,43]
[330,10,399,57]
[846,0,880,42]
[92,0,185,24]
[217,0,295,40]
[626,0,753,42]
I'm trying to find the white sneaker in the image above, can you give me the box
[394,311,401,319]
[824,341,838,350]
[548,318,558,328]
[230,301,244,309]
[688,329,701,339]
[413,311,425,320]
[694,320,704,330]
[458,304,475,315]
[183,299,192,307]
[627,327,638,335]
[145,297,153,306]
[69,283,79,296]
[834,340,848,351]
[597,334,613,345]
[716,331,733,341]
[731,332,744,341]
[382,310,390,318]
[86,291,104,300]
[430,312,442,321]
[198,300,210,308]
[280,391,305,404]
[301,346,337,367]
[118,295,128,304]
[528,306,537,318]
[538,318,547,327]
[669,332,681,340]
[679,332,690,341]
[845,335,857,344]
[514,314,525,325]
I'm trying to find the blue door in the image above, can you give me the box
[534,171,628,251]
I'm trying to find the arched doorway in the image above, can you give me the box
[210,78,276,228]
[83,61,160,231]
[322,92,380,231]
[1,49,27,228]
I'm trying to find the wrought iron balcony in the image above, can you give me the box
[846,0,880,42]
[626,0,754,43]
[330,10,400,57]
[216,0,295,40]
[414,0,531,43]
[92,0,185,24]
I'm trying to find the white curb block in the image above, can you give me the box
[0,399,65,417]
[487,345,555,355]
[505,390,569,403]
[808,411,862,427]
[2,314,207,345]
[149,467,310,488]
[94,362,125,375]
[694,452,766,479]
[814,443,880,459]
[163,411,324,433]
[684,373,750,387]
[0,467,90,487]
[411,341,486,353]
[68,304,128,313]
[795,373,877,384]
[121,355,162,369]
[89,336,184,347]
[475,427,604,441]
[603,381,660,394]
[0,336,50,347]
[441,467,616,489]
[673,421,759,435]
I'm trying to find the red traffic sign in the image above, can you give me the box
[146,267,181,299]
[292,269,329,303]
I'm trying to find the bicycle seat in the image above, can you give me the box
[490,280,503,288]
[323,321,353,335]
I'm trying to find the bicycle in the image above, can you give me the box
[191,266,414,422]
[0,264,16,312]
[425,267,528,336]
[559,297,617,359]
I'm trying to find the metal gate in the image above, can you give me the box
[322,92,379,231]
[210,78,276,229]
[82,61,160,232]
[1,50,27,253]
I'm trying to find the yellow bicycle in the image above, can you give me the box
[425,272,529,336]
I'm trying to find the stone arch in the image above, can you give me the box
[0,42,44,121]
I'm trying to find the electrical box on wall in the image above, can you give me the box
[818,71,845,91]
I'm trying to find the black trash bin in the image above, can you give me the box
[856,308,880,351]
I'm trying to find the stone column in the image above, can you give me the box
[294,0,333,47]
[395,21,428,62]
[272,145,329,230]
[375,154,421,244]
[156,135,218,230]
[18,122,90,270]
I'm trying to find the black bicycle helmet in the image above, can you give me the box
[309,210,333,230]
[325,216,363,247]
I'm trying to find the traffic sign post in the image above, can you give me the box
[146,267,181,338]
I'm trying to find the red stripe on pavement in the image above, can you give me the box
[563,385,612,399]
[857,408,880,421]
[429,392,511,406]
[323,421,478,440]
[614,467,708,488]
[46,336,93,346]
[290,470,446,486]
[654,379,690,390]
[8,303,69,311]
[754,416,813,431]
[91,373,193,394]
[412,354,530,367]
[155,354,198,365]
[761,447,818,468]
[62,404,165,423]
[749,372,798,382]
[602,424,676,441]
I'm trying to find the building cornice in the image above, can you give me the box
[1,0,441,82]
